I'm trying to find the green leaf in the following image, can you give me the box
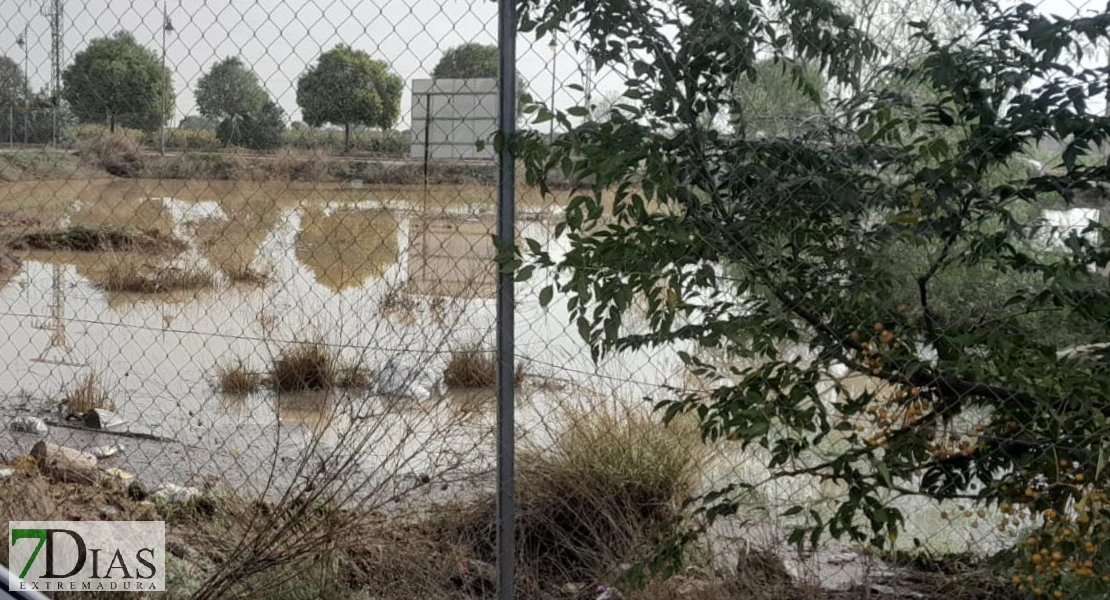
[1098,441,1108,481]
[888,211,919,225]
[875,462,892,487]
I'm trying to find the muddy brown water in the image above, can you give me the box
[0,179,681,502]
[0,179,1006,560]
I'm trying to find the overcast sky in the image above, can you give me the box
[0,0,1101,129]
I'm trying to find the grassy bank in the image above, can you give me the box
[0,138,502,185]
[0,131,587,186]
[0,149,97,181]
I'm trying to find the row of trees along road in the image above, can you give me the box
[1,33,505,151]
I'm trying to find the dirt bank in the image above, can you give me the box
[0,147,521,186]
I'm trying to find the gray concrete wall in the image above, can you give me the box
[410,78,497,161]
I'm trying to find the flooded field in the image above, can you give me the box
[0,179,683,501]
[0,178,1018,560]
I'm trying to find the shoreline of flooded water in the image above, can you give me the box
[0,179,683,503]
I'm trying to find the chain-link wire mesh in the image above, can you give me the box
[0,0,1108,598]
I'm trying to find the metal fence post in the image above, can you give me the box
[423,91,433,188]
[496,0,518,596]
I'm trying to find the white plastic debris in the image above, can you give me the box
[9,416,48,435]
[91,443,125,459]
[103,468,134,482]
[152,482,201,503]
[374,360,443,402]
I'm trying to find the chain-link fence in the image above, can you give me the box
[1,0,1108,598]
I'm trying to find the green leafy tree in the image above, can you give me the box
[178,115,219,132]
[730,59,825,138]
[841,0,976,90]
[0,89,75,144]
[432,43,529,117]
[62,31,174,132]
[0,57,74,145]
[432,43,499,79]
[515,0,1110,578]
[296,45,402,152]
[195,57,268,121]
[0,56,28,109]
[217,99,285,150]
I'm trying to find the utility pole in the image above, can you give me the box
[160,0,175,155]
[44,0,63,147]
[16,25,28,145]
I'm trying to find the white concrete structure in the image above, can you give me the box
[410,78,497,161]
[1041,208,1101,249]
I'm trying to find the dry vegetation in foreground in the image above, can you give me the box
[98,263,215,294]
[438,409,705,583]
[0,407,1022,600]
[61,374,116,415]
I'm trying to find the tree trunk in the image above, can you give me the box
[344,123,351,153]
[109,114,115,133]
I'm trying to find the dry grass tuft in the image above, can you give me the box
[62,374,116,415]
[216,361,264,395]
[262,342,373,392]
[379,285,420,315]
[443,345,497,389]
[10,225,186,254]
[335,364,373,389]
[437,408,703,582]
[443,345,528,390]
[270,341,337,392]
[224,264,270,286]
[99,263,215,294]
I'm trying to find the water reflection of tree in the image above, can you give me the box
[193,203,282,279]
[295,208,400,292]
